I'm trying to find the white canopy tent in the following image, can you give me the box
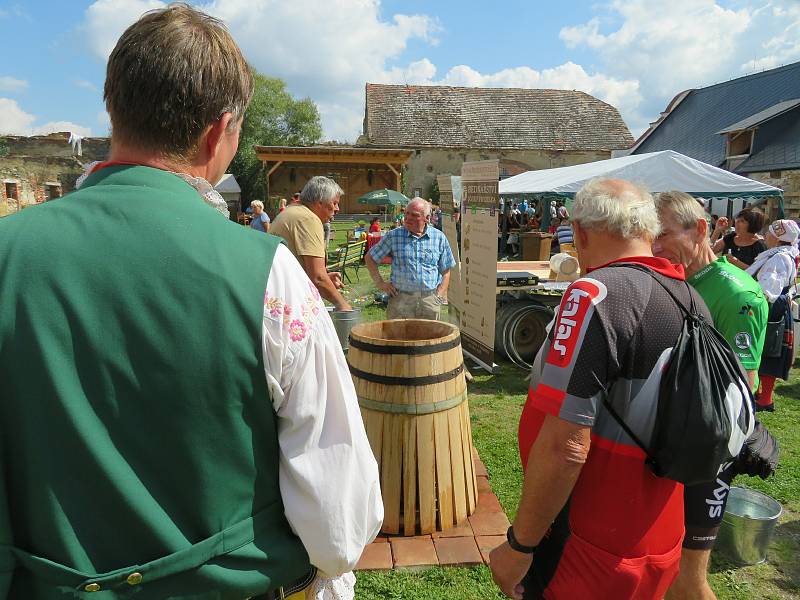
[499,150,783,200]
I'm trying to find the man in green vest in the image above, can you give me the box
[0,5,381,599]
[653,191,773,600]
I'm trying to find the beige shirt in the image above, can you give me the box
[271,204,326,259]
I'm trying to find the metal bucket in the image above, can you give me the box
[716,486,782,566]
[328,308,361,351]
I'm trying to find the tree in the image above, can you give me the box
[229,71,323,205]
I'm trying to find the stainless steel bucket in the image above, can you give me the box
[328,308,361,351]
[716,486,782,566]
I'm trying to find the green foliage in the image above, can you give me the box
[0,138,9,157]
[228,71,322,203]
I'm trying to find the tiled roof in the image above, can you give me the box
[363,84,633,151]
[632,60,800,170]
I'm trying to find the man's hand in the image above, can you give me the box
[489,542,531,600]
[377,281,398,297]
[335,300,353,312]
[328,271,344,289]
[436,286,448,304]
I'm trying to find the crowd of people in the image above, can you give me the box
[0,4,796,600]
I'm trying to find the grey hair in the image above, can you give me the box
[250,200,264,210]
[572,178,661,240]
[654,191,708,229]
[407,197,431,216]
[300,176,343,204]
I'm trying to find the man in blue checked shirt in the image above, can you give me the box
[365,197,456,320]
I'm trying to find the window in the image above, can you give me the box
[727,130,753,157]
[44,183,62,201]
[4,181,18,200]
[769,170,782,179]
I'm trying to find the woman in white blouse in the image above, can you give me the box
[747,219,800,411]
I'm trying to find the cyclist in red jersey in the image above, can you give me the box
[490,179,711,600]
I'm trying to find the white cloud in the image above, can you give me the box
[0,98,35,135]
[82,0,165,60]
[0,76,28,93]
[556,0,800,135]
[75,0,800,144]
[32,122,93,137]
[75,79,99,93]
[0,98,91,136]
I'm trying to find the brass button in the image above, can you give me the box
[84,582,101,592]
[126,572,143,586]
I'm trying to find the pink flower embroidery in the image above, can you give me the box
[283,304,293,317]
[288,319,307,342]
[267,297,283,318]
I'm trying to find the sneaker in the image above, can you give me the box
[755,403,775,413]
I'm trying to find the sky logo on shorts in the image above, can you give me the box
[548,278,607,368]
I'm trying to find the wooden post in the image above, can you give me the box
[386,163,400,192]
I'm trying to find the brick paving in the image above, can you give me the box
[354,449,510,571]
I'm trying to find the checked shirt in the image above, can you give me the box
[368,225,456,292]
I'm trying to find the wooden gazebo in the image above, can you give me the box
[255,145,413,213]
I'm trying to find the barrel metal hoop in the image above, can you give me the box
[348,335,461,356]
[347,363,464,386]
[357,390,468,415]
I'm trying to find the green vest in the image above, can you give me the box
[0,166,311,599]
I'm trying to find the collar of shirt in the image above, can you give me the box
[402,225,430,240]
[588,255,686,280]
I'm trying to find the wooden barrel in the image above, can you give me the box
[348,319,477,536]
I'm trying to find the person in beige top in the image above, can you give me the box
[271,176,352,311]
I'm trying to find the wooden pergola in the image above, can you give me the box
[254,145,413,213]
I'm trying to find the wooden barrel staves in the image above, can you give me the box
[348,319,478,536]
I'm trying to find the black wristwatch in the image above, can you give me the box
[506,526,537,554]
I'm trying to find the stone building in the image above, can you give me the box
[0,132,110,216]
[358,83,634,198]
[630,60,800,218]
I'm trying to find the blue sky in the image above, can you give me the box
[1,1,799,142]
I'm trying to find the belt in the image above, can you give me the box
[249,568,316,599]
[396,289,437,297]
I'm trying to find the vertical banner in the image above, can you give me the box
[439,175,464,316]
[454,160,498,370]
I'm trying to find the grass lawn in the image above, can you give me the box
[340,267,800,599]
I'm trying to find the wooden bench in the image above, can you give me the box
[327,239,367,283]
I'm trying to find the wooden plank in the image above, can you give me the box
[363,409,383,466]
[460,402,477,514]
[266,160,283,177]
[434,410,454,531]
[381,414,402,534]
[448,407,468,524]
[256,152,412,164]
[417,414,436,534]
[403,416,418,536]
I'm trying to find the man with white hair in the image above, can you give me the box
[271,175,352,311]
[653,191,771,600]
[490,179,711,600]
[365,197,455,320]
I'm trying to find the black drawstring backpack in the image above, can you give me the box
[600,264,756,486]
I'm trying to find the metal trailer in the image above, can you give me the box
[494,281,568,370]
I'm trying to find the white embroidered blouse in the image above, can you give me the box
[262,244,383,579]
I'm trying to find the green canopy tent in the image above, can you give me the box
[357,188,410,220]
